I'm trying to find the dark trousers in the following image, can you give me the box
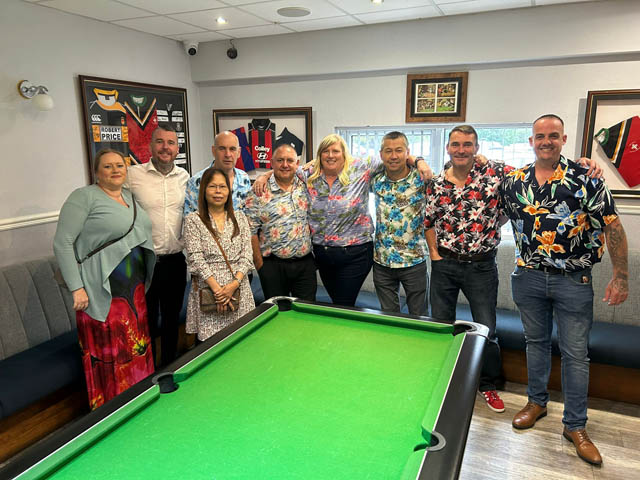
[429,257,502,392]
[258,254,317,301]
[373,261,428,316]
[146,252,187,367]
[313,242,373,307]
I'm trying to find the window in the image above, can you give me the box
[336,123,534,239]
[336,123,535,172]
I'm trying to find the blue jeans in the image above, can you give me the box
[511,266,594,430]
[429,257,501,392]
[373,261,428,316]
[313,242,373,307]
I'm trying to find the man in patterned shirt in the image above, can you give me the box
[245,144,316,301]
[371,131,428,316]
[502,114,628,465]
[424,124,510,413]
[184,131,252,215]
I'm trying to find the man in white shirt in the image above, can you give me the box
[127,124,189,367]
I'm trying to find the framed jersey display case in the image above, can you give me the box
[212,107,312,179]
[582,89,640,198]
[79,75,191,182]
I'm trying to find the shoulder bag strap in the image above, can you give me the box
[77,194,138,264]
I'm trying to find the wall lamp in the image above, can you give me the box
[17,80,55,111]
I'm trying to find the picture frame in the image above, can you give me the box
[405,72,468,123]
[212,107,313,178]
[581,89,640,198]
[79,75,191,182]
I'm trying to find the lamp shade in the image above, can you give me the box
[33,93,54,111]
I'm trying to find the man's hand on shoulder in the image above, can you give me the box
[577,157,603,179]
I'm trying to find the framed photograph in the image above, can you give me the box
[79,75,191,182]
[581,89,640,198]
[212,107,313,179]
[406,72,468,123]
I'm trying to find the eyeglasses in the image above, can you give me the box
[207,184,228,191]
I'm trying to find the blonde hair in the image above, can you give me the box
[307,134,353,187]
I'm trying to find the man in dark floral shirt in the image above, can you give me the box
[425,125,510,414]
[501,114,628,466]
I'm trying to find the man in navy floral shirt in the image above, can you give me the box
[425,125,510,414]
[501,114,628,465]
[371,131,428,316]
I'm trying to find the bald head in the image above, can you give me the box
[212,131,240,172]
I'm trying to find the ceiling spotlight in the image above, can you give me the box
[216,16,227,25]
[371,0,384,4]
[277,7,311,18]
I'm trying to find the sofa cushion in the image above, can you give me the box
[0,330,83,419]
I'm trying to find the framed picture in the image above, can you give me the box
[212,107,313,179]
[405,72,468,123]
[581,89,640,198]
[79,75,191,182]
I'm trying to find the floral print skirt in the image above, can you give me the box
[76,246,154,410]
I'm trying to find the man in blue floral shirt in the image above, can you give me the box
[371,131,428,315]
[184,131,252,215]
[245,144,316,300]
[501,114,629,466]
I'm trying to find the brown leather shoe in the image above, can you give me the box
[563,427,603,465]
[512,401,547,429]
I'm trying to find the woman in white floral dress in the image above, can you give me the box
[184,167,255,341]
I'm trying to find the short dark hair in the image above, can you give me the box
[448,125,478,145]
[533,114,564,127]
[151,123,177,142]
[381,131,408,149]
[93,149,126,174]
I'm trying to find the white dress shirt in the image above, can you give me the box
[126,162,190,255]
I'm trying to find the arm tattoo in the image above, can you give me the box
[604,219,629,284]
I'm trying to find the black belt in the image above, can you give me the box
[538,265,566,275]
[265,253,313,262]
[437,247,496,263]
[157,252,184,262]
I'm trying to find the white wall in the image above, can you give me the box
[0,0,202,266]
[195,0,640,247]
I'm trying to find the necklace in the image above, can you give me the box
[98,184,124,202]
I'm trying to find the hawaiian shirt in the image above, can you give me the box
[184,164,251,216]
[244,175,312,259]
[500,156,618,272]
[302,157,382,247]
[371,167,427,268]
[424,160,513,254]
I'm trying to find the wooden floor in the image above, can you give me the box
[460,382,640,480]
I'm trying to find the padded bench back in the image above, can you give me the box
[489,242,640,327]
[0,257,75,360]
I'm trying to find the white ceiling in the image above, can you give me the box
[24,0,599,42]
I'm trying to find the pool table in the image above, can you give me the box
[3,298,488,480]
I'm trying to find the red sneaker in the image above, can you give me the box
[481,390,505,413]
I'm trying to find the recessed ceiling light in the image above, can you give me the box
[371,0,384,5]
[277,7,312,18]
[216,16,227,25]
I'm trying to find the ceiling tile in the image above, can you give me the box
[239,0,345,23]
[535,0,590,5]
[170,7,268,30]
[38,0,151,21]
[169,31,231,42]
[355,5,440,24]
[223,24,293,38]
[438,0,530,16]
[329,0,435,15]
[285,15,362,32]
[217,0,273,5]
[118,0,225,15]
[112,16,206,35]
